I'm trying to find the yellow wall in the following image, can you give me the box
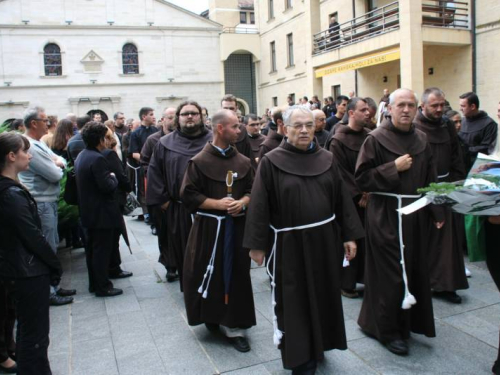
[423,45,472,109]
[357,59,400,100]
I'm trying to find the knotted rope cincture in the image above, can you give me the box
[372,192,421,310]
[267,214,336,346]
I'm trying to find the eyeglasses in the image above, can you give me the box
[317,118,326,122]
[288,123,314,130]
[35,118,50,123]
[179,112,200,117]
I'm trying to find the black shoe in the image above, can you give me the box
[72,241,84,249]
[95,288,123,297]
[144,215,151,225]
[385,339,408,355]
[89,286,95,293]
[205,323,220,333]
[57,288,77,297]
[0,362,17,374]
[341,289,359,298]
[137,215,144,221]
[50,294,74,306]
[292,359,317,375]
[433,291,462,304]
[166,270,179,283]
[109,270,133,279]
[227,336,251,352]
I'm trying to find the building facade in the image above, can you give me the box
[254,0,484,114]
[0,0,224,122]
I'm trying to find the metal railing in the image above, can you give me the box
[221,27,259,34]
[313,1,399,56]
[421,0,469,29]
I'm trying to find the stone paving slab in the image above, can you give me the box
[47,218,499,374]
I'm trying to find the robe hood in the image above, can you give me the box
[369,117,428,156]
[265,138,333,176]
[460,110,496,133]
[332,124,370,151]
[191,142,252,182]
[159,128,212,157]
[413,109,451,144]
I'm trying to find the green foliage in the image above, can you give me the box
[58,167,79,227]
[0,123,10,134]
[417,182,458,195]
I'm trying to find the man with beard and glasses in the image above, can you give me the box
[146,102,212,285]
[414,87,468,304]
[180,109,255,353]
[356,88,444,356]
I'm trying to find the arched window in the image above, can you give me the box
[122,43,139,74]
[44,43,62,76]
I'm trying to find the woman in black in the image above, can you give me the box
[0,132,63,375]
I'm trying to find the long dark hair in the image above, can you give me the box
[52,119,74,151]
[0,132,30,172]
[174,101,203,129]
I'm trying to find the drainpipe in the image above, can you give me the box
[471,0,477,92]
[353,0,358,95]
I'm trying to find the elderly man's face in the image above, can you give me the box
[246,119,261,136]
[285,111,315,150]
[388,90,417,129]
[422,93,446,121]
[162,108,176,132]
[314,112,326,131]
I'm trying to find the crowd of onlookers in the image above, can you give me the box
[1,86,500,374]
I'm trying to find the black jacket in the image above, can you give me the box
[75,148,121,229]
[102,149,131,208]
[0,176,62,279]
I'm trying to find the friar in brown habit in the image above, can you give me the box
[180,109,255,353]
[244,113,266,161]
[258,108,285,160]
[329,98,372,298]
[414,87,468,303]
[245,105,363,374]
[146,102,212,286]
[355,89,444,356]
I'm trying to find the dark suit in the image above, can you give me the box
[75,148,120,293]
[102,149,131,276]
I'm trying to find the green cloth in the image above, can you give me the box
[464,215,486,262]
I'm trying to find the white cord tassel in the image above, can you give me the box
[267,215,336,347]
[396,196,417,310]
[196,213,224,299]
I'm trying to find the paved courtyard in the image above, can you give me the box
[48,217,499,374]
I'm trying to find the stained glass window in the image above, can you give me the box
[122,43,139,74]
[44,43,62,76]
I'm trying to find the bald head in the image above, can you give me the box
[162,107,176,132]
[312,109,326,131]
[212,109,240,146]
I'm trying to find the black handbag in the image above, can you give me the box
[63,169,78,205]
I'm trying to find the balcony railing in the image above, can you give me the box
[313,1,399,56]
[313,0,470,56]
[222,27,259,34]
[422,0,469,29]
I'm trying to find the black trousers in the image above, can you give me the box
[14,275,52,375]
[485,221,500,369]
[86,228,119,293]
[0,279,15,363]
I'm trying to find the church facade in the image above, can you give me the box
[0,0,224,122]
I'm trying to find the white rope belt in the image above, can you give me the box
[196,212,225,299]
[437,172,450,179]
[195,211,245,299]
[267,214,336,346]
[127,162,141,197]
[371,192,421,310]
